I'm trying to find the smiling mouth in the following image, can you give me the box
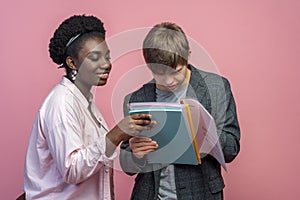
[98,72,109,79]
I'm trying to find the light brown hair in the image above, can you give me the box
[143,22,190,73]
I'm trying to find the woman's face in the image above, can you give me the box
[74,37,111,87]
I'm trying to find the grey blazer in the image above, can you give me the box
[120,65,240,200]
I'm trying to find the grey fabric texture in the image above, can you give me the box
[120,65,240,200]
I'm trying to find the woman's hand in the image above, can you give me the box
[129,137,158,159]
[117,113,156,140]
[105,114,156,156]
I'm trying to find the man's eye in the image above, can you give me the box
[171,70,180,75]
[153,72,165,76]
[176,68,183,73]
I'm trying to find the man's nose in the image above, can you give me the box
[164,75,174,85]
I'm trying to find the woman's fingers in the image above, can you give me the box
[131,113,157,126]
[118,114,157,139]
[134,119,151,126]
[131,113,152,120]
[129,118,157,135]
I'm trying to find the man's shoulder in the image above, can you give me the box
[125,80,156,103]
[189,65,229,87]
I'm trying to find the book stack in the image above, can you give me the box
[128,99,226,170]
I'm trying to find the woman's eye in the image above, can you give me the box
[105,54,111,61]
[90,56,100,62]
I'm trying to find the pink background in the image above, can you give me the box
[1,0,300,199]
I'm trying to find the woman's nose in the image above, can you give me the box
[99,58,111,69]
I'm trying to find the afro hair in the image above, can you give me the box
[49,15,106,65]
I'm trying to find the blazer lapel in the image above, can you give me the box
[141,80,157,102]
[186,65,212,113]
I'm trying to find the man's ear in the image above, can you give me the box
[66,56,77,70]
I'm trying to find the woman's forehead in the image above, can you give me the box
[80,38,109,54]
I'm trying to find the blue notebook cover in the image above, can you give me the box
[129,103,200,165]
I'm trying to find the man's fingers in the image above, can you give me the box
[133,145,158,154]
[130,137,152,143]
[134,148,157,159]
[130,137,158,151]
[133,141,158,149]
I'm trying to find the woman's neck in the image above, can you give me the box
[74,80,92,101]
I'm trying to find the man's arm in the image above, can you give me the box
[209,77,241,163]
[119,94,149,174]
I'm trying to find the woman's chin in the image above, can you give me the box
[97,79,108,86]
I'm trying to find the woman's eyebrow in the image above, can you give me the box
[88,49,110,55]
[88,50,101,55]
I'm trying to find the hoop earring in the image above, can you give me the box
[71,69,78,81]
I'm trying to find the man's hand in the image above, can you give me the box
[129,137,158,159]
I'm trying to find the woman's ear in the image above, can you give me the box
[66,56,77,70]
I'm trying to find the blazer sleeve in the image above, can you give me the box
[119,94,149,174]
[209,77,241,163]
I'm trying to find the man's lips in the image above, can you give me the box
[167,84,177,90]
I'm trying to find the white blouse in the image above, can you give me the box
[24,77,116,200]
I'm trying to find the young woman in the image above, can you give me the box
[23,15,156,200]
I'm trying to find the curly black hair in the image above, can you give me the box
[49,14,106,67]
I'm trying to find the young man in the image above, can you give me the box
[120,22,240,200]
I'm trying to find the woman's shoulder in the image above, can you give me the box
[39,80,78,112]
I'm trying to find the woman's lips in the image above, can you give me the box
[98,73,109,79]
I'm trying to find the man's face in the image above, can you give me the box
[152,64,190,92]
